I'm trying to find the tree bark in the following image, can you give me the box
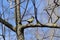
[15,0,24,40]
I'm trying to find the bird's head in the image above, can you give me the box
[31,16,34,18]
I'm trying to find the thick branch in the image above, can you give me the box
[22,23,60,29]
[0,17,16,32]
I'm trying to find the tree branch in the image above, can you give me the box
[22,0,29,19]
[31,0,42,25]
[0,17,16,32]
[10,0,25,9]
[22,23,60,29]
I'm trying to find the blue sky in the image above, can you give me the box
[0,0,50,40]
[0,0,60,40]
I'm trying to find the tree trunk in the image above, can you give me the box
[17,25,24,40]
[15,0,24,40]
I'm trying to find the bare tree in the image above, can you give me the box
[0,0,60,40]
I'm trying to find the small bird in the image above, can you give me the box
[22,16,34,24]
[27,16,34,23]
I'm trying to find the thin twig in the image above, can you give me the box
[22,0,29,19]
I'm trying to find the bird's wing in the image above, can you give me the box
[27,17,34,22]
